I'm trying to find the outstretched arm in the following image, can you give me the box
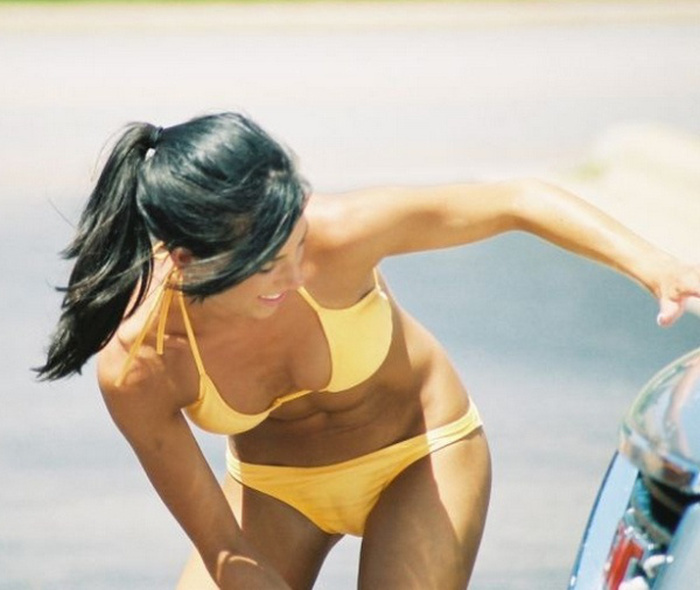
[506,179,700,326]
[314,179,700,325]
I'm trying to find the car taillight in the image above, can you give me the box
[603,476,676,589]
[605,518,648,589]
[602,474,700,589]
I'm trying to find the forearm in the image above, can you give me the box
[99,396,291,590]
[154,466,291,589]
[510,178,676,295]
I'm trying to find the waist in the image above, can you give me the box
[231,386,472,468]
[229,402,482,471]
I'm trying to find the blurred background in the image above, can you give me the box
[1,2,699,588]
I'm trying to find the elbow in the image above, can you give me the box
[504,177,553,232]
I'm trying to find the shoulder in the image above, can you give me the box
[305,187,407,232]
[97,338,193,441]
[303,191,363,249]
[97,326,191,413]
[304,188,408,263]
[96,331,157,407]
[97,334,143,394]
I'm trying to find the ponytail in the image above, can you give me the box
[36,123,160,381]
[37,111,308,380]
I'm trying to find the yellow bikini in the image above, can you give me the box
[117,269,394,434]
[188,272,395,434]
[117,267,482,536]
[226,405,481,536]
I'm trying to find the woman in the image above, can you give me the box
[37,112,700,589]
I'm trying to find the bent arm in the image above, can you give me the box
[316,179,700,325]
[506,179,700,326]
[99,374,291,589]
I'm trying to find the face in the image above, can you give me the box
[198,216,309,320]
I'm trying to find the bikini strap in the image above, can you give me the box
[372,268,382,290]
[115,275,207,387]
[296,285,322,311]
[158,265,207,377]
[176,290,207,377]
[297,268,381,310]
[114,279,169,387]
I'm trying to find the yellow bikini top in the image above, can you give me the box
[116,270,393,435]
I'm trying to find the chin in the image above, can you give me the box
[249,300,284,320]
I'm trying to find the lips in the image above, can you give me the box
[258,292,287,305]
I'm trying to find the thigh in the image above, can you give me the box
[177,474,341,590]
[358,428,491,590]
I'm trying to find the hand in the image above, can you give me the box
[655,262,700,327]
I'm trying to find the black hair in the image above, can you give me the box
[36,112,308,381]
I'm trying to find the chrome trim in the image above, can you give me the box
[568,452,639,589]
[619,347,700,494]
[654,503,700,588]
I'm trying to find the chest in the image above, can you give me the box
[164,273,394,422]
[185,294,332,414]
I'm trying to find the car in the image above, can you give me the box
[568,347,700,590]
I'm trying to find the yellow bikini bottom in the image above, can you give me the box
[226,403,482,537]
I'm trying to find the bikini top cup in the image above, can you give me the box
[116,270,394,435]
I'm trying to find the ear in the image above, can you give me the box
[170,247,194,269]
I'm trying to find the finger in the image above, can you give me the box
[657,298,685,327]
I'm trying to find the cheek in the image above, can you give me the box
[236,274,274,298]
[208,279,259,307]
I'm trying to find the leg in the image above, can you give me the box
[358,428,491,590]
[177,474,341,590]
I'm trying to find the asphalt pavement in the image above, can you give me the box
[1,3,699,589]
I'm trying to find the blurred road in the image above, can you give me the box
[1,3,699,589]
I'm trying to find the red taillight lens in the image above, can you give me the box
[605,521,645,589]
